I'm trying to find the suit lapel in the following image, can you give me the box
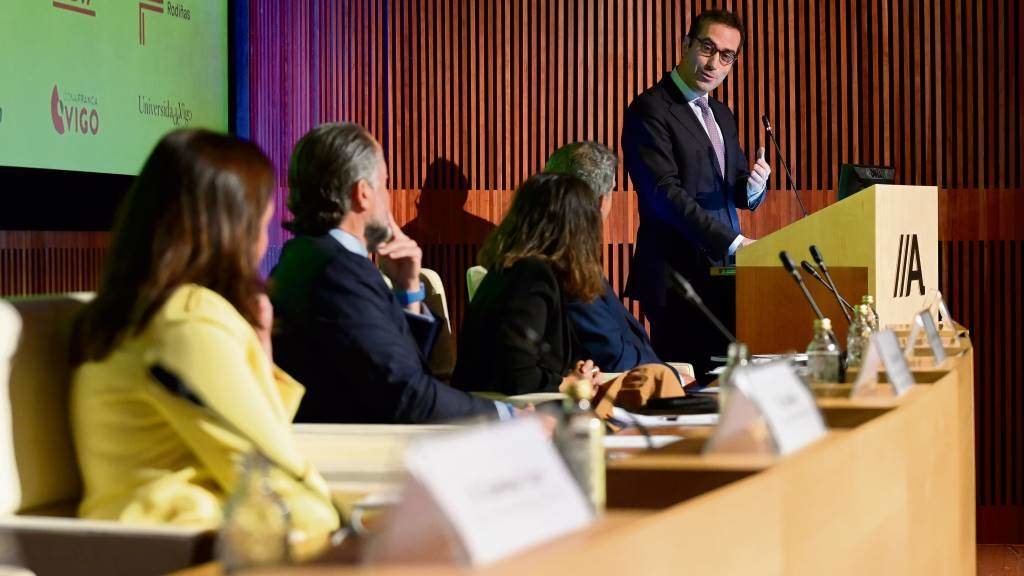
[658,76,724,180]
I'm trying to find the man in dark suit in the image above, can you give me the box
[544,142,682,384]
[621,9,771,383]
[270,122,512,423]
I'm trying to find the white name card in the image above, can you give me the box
[918,310,948,364]
[707,362,827,456]
[873,330,915,396]
[367,418,594,566]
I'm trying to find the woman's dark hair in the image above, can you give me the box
[73,129,275,363]
[478,173,603,302]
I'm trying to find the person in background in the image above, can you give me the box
[452,173,603,397]
[71,129,339,545]
[270,122,512,423]
[621,9,771,383]
[545,142,685,385]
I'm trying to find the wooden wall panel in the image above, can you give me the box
[0,0,1021,543]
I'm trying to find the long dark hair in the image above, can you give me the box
[478,173,603,301]
[74,129,275,363]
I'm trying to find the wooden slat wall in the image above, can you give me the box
[0,0,1020,543]
[241,0,1023,543]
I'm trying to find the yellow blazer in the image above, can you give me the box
[71,284,339,542]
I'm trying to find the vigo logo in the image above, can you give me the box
[51,85,100,136]
[893,233,926,298]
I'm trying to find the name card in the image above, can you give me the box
[874,330,915,396]
[917,310,948,364]
[707,362,827,456]
[367,418,594,566]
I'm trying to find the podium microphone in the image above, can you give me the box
[779,251,824,320]
[668,270,737,344]
[762,115,808,218]
[801,260,855,323]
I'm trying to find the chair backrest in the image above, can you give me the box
[1,293,93,515]
[466,265,488,302]
[418,269,455,379]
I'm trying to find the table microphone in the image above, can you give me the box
[779,251,824,320]
[808,245,852,318]
[668,270,737,343]
[762,115,808,217]
[801,260,855,323]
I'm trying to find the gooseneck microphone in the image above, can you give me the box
[801,260,855,323]
[779,251,824,320]
[761,115,809,218]
[668,271,737,344]
[808,245,854,321]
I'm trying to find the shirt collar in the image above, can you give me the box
[670,68,707,105]
[328,228,369,258]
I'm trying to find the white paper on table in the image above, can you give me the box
[610,406,718,428]
[603,435,684,450]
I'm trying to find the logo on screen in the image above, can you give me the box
[893,233,926,298]
[51,85,100,136]
[139,0,192,45]
[53,0,96,17]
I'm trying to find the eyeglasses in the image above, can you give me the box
[690,36,738,66]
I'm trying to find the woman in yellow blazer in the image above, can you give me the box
[70,129,339,547]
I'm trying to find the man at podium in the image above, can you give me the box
[621,9,771,382]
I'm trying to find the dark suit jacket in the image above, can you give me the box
[567,279,668,375]
[622,73,763,306]
[452,257,578,396]
[269,234,497,423]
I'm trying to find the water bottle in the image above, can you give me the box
[718,341,750,413]
[555,379,605,512]
[218,452,292,573]
[806,318,841,388]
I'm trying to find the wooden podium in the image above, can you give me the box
[735,185,938,353]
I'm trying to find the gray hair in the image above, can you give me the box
[284,122,382,236]
[543,141,618,198]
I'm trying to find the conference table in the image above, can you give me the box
[176,338,975,575]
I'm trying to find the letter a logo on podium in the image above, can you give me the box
[893,233,926,298]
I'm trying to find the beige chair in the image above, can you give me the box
[379,268,456,380]
[0,294,213,576]
[466,265,488,302]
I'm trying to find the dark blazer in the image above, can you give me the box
[269,234,497,423]
[622,73,763,306]
[452,257,578,396]
[567,279,667,375]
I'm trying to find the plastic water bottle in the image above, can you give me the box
[718,342,750,413]
[218,452,292,573]
[556,380,605,512]
[806,318,841,386]
[845,305,874,370]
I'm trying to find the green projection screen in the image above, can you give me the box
[0,0,229,176]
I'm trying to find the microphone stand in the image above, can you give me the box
[762,115,809,218]
[801,260,854,323]
[668,271,737,344]
[809,245,854,324]
[778,251,824,320]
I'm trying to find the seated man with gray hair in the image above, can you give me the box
[545,142,681,383]
[270,122,513,423]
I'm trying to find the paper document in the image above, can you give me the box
[603,435,684,450]
[610,407,718,428]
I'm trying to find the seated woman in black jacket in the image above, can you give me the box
[452,173,604,396]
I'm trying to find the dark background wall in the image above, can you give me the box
[1,0,1021,542]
